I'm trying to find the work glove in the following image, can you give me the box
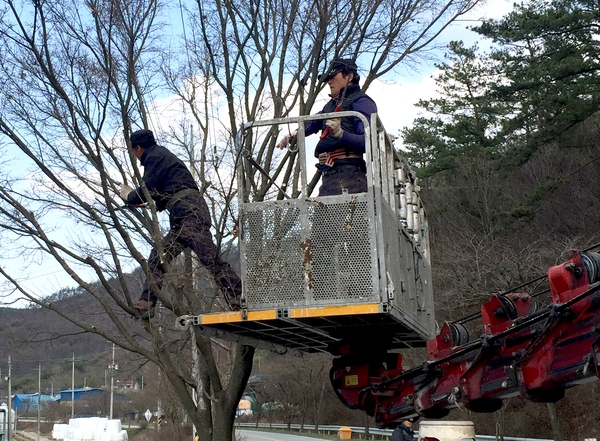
[276,129,298,150]
[119,184,133,200]
[325,118,343,139]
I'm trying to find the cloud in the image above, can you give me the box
[367,73,440,139]
[364,0,517,144]
[470,0,515,20]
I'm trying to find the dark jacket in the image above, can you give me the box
[126,144,198,211]
[392,424,415,441]
[305,83,377,170]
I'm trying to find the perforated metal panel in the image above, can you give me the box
[381,203,435,337]
[241,194,376,309]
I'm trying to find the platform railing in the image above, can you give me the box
[234,114,435,340]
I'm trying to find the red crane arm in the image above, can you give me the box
[330,250,600,427]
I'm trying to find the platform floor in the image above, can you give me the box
[184,303,429,354]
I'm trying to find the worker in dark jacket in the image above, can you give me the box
[277,58,377,196]
[392,417,417,441]
[120,129,242,318]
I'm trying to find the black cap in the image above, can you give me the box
[319,58,358,82]
[130,129,156,149]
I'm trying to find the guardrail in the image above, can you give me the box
[236,422,557,441]
[237,422,391,439]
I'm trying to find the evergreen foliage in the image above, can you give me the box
[475,0,600,146]
[404,0,600,178]
[402,41,508,178]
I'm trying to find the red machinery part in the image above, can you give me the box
[330,360,370,410]
[548,251,589,303]
[329,250,600,427]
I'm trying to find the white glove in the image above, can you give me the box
[120,184,133,200]
[276,129,298,150]
[325,118,343,139]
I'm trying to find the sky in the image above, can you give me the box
[366,0,516,143]
[0,0,517,308]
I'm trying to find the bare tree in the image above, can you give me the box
[0,1,251,440]
[0,0,482,440]
[177,0,483,198]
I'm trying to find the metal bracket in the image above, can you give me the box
[277,308,290,319]
[175,315,199,331]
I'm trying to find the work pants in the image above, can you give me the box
[319,165,368,196]
[139,192,242,307]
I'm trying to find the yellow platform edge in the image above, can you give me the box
[199,303,383,325]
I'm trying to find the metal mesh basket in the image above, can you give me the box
[241,194,376,308]
[235,113,436,342]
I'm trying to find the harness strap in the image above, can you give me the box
[318,149,362,167]
[166,188,198,211]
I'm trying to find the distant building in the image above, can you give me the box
[59,388,104,402]
[119,379,135,389]
[12,393,59,412]
[236,399,253,416]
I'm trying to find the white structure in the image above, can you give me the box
[52,417,128,441]
[0,403,16,433]
[417,420,476,441]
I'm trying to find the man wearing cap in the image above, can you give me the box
[392,417,417,441]
[277,58,377,196]
[120,129,242,318]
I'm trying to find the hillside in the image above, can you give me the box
[0,294,117,391]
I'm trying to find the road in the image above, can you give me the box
[18,429,330,441]
[14,428,328,441]
[16,432,53,441]
[237,429,331,441]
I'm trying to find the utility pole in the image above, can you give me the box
[109,344,117,419]
[37,363,41,441]
[71,353,75,419]
[547,402,563,441]
[7,356,12,441]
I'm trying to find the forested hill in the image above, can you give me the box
[0,281,155,394]
[400,0,600,322]
[0,294,110,380]
[420,111,600,322]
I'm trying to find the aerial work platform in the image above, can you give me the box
[177,112,437,354]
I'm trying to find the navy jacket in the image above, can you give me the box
[392,424,415,441]
[127,144,198,211]
[305,84,377,170]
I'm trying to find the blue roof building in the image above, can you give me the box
[59,388,104,402]
[12,393,59,412]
